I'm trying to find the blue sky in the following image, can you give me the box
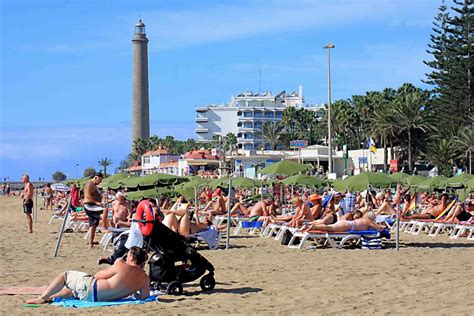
[1,0,441,181]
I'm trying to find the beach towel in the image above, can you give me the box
[193,225,220,250]
[51,295,158,308]
[125,221,143,249]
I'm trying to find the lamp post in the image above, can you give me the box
[324,43,335,174]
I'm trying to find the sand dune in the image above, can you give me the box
[0,196,473,314]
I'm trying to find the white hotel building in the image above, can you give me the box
[195,86,324,150]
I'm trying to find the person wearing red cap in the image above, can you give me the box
[202,188,226,219]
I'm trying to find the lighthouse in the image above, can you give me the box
[131,19,150,144]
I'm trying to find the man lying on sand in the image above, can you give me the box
[26,247,149,304]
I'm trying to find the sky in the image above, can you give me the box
[1,0,443,181]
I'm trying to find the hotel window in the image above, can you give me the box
[254,121,263,129]
[275,111,283,118]
[244,133,253,139]
[244,122,253,128]
[264,111,274,118]
[254,111,263,117]
[143,157,150,164]
[243,112,253,117]
[244,144,253,150]
[237,111,242,116]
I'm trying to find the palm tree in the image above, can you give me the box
[262,122,285,150]
[98,158,112,177]
[454,126,474,173]
[370,106,394,172]
[426,139,462,177]
[393,87,432,172]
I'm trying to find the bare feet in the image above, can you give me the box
[25,297,47,304]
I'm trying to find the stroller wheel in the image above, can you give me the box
[199,274,216,292]
[166,281,183,295]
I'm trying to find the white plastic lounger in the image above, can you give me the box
[287,230,378,250]
[427,222,457,237]
[449,224,474,240]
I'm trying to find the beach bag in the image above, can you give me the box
[280,230,292,245]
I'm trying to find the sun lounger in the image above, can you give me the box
[234,220,263,236]
[449,223,474,240]
[287,229,390,250]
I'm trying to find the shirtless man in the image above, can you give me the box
[26,246,150,304]
[21,174,35,233]
[403,193,448,220]
[43,183,53,211]
[111,192,131,228]
[202,188,226,218]
[231,196,275,218]
[83,173,104,248]
[302,211,386,232]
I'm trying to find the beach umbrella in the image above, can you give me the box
[228,177,257,189]
[389,172,411,183]
[174,186,196,201]
[342,172,392,192]
[138,173,184,187]
[280,174,324,187]
[445,173,474,188]
[403,174,427,186]
[466,178,474,192]
[332,177,350,192]
[51,183,70,191]
[260,160,310,176]
[99,172,130,189]
[415,175,448,191]
[209,177,232,189]
[179,177,211,189]
[125,187,177,201]
[118,175,142,189]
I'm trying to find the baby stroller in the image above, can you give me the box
[147,221,216,295]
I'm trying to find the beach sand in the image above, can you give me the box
[0,196,473,315]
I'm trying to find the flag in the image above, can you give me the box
[408,193,417,212]
[367,137,376,154]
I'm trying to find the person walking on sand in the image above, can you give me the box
[21,174,35,233]
[26,247,150,304]
[83,172,104,249]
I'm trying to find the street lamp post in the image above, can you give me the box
[324,43,335,174]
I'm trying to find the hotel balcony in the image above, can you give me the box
[195,107,208,112]
[195,117,208,122]
[196,128,209,133]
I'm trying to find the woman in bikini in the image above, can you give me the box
[302,211,386,232]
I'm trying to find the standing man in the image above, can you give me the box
[83,172,104,249]
[21,174,35,233]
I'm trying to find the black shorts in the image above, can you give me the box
[428,214,436,220]
[23,199,33,214]
[457,210,472,222]
[84,204,102,227]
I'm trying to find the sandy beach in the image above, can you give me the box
[0,196,473,315]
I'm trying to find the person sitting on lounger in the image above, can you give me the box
[441,194,473,223]
[308,194,323,219]
[202,188,226,217]
[271,197,313,227]
[403,193,448,220]
[27,247,150,304]
[110,192,132,228]
[302,211,386,232]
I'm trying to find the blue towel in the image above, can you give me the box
[51,295,157,308]
[346,229,391,239]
